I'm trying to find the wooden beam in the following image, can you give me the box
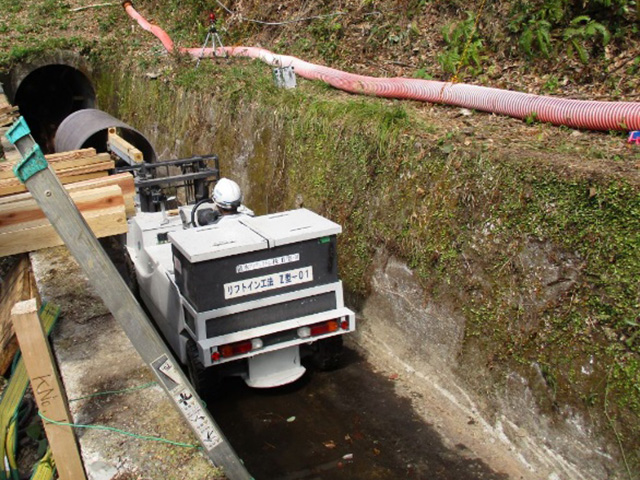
[108,131,143,163]
[0,172,136,217]
[0,149,107,180]
[0,255,38,374]
[0,186,127,257]
[0,206,126,257]
[11,299,87,480]
[0,170,111,197]
[0,185,125,232]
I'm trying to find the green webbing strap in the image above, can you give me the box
[0,303,60,480]
[30,449,55,480]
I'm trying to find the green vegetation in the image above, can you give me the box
[507,0,629,64]
[1,0,639,475]
[439,12,485,76]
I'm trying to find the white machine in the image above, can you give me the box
[123,164,355,394]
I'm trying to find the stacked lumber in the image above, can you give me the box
[0,88,19,162]
[0,184,128,257]
[0,255,39,374]
[0,106,18,128]
[0,148,115,196]
[0,89,18,128]
[0,144,135,257]
[0,172,136,217]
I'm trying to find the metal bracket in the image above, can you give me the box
[4,117,49,183]
[273,66,296,89]
[5,116,31,143]
[13,144,48,183]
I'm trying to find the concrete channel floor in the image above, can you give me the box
[210,350,509,480]
[30,246,219,480]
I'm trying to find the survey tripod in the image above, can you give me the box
[197,13,226,67]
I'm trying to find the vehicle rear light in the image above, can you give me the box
[310,319,339,336]
[211,351,221,362]
[219,340,253,358]
[340,319,349,330]
[297,326,311,338]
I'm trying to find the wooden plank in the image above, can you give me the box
[108,131,143,163]
[0,106,18,116]
[0,185,125,232]
[11,299,87,480]
[0,171,109,197]
[0,256,38,374]
[54,159,114,176]
[44,148,96,162]
[0,148,97,173]
[0,152,110,180]
[1,148,20,164]
[0,172,135,217]
[0,203,127,257]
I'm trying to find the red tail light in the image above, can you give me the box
[310,320,339,336]
[219,340,253,358]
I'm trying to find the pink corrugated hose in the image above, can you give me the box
[123,2,640,132]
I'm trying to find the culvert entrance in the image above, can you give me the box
[13,64,95,153]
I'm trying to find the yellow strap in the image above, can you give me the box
[30,449,55,480]
[452,0,488,83]
[5,419,17,472]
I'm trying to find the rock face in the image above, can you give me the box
[361,250,465,369]
[356,249,614,480]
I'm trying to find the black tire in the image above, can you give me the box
[312,335,344,371]
[186,340,221,398]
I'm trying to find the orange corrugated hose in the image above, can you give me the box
[123,1,640,132]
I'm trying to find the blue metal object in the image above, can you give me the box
[4,117,49,183]
[628,131,640,145]
[4,116,31,144]
[13,144,48,183]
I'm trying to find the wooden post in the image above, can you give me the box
[11,299,86,480]
[5,118,251,479]
[108,130,143,164]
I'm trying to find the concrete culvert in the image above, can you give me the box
[55,108,158,163]
[13,64,95,153]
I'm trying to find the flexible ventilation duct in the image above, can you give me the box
[123,2,640,132]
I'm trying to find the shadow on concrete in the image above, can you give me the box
[209,348,509,480]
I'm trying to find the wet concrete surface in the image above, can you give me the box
[208,348,509,480]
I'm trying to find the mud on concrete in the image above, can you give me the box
[30,246,219,480]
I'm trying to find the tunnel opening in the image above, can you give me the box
[13,64,95,153]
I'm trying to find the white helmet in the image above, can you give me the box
[213,178,242,210]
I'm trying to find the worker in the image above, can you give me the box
[213,177,243,217]
[192,178,253,226]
